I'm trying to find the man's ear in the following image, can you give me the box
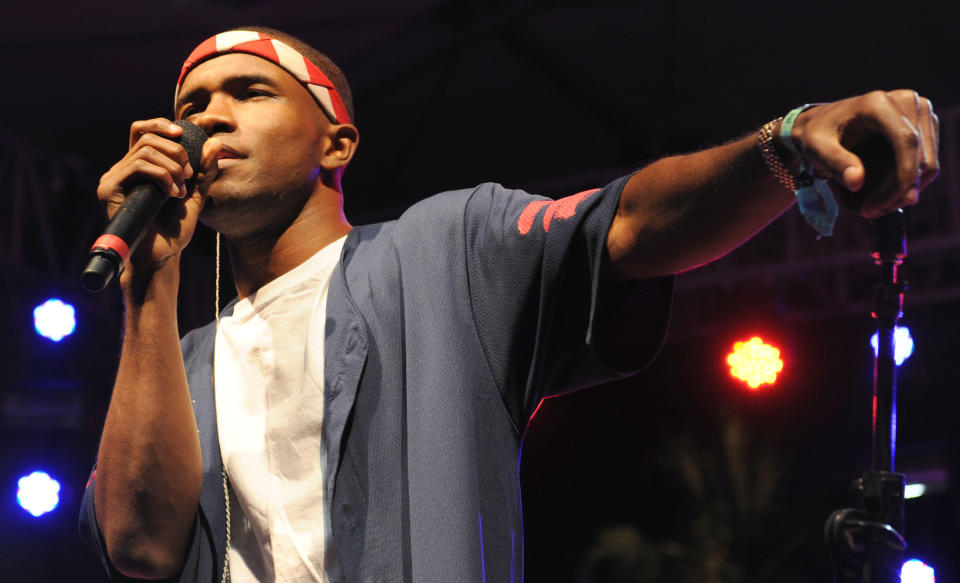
[319,124,359,171]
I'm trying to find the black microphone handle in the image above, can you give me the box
[81,183,168,292]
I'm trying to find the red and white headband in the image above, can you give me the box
[175,30,350,124]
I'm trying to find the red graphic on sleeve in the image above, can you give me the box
[86,469,96,490]
[517,201,551,235]
[517,189,600,235]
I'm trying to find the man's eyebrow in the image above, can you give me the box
[176,73,283,111]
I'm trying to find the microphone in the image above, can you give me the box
[82,120,207,293]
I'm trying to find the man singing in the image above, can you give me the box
[80,26,939,582]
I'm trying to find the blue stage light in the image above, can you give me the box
[16,471,61,517]
[33,298,76,342]
[901,558,935,583]
[870,326,914,366]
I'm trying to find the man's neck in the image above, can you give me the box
[227,191,351,298]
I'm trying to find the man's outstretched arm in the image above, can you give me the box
[606,90,939,280]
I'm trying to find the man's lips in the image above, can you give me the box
[215,145,244,161]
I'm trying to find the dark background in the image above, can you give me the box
[1,0,958,580]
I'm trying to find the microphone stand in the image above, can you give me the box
[825,211,908,582]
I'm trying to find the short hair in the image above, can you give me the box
[233,26,356,124]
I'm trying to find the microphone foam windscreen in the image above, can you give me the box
[174,120,208,191]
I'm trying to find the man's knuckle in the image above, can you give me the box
[129,121,150,138]
[886,88,915,105]
[172,145,188,163]
[857,92,893,119]
[897,126,920,148]
[863,90,889,110]
[133,160,162,178]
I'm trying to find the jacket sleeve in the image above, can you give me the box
[463,174,674,424]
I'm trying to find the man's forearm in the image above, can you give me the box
[94,262,203,580]
[606,91,940,281]
[607,130,794,280]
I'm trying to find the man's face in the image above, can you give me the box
[175,53,329,236]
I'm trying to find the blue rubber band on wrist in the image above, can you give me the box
[794,163,839,238]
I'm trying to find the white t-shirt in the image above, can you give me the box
[214,236,346,582]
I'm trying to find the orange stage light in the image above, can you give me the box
[727,337,784,389]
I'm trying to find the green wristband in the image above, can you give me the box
[778,103,819,159]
